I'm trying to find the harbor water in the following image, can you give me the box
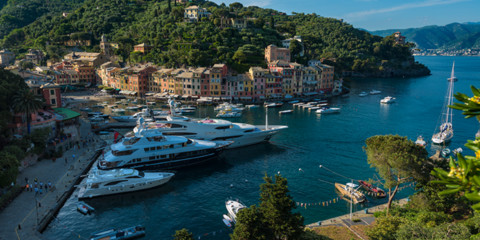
[44,56,480,239]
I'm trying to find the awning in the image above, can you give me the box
[285,94,293,99]
[173,95,179,98]
[129,91,137,95]
[221,96,232,100]
[191,96,199,98]
[119,90,127,94]
[54,108,81,121]
[259,95,265,99]
[303,92,317,96]
[213,97,221,100]
[181,94,190,98]
[240,96,252,100]
[145,92,154,96]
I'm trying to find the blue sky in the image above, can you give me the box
[210,0,480,31]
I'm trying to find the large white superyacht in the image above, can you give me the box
[78,168,174,199]
[133,116,288,149]
[98,122,232,170]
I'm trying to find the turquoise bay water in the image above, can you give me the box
[44,56,480,239]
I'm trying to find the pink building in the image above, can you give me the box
[264,44,291,63]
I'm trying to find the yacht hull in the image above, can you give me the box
[98,144,230,170]
[78,174,174,199]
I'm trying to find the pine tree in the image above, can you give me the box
[259,174,304,240]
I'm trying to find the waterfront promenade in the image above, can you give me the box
[0,119,104,240]
[307,198,409,240]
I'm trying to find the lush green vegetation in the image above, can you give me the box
[431,86,480,212]
[364,135,430,215]
[231,174,308,240]
[1,0,428,75]
[371,22,480,50]
[0,68,50,188]
[0,0,85,39]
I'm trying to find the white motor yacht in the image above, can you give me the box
[225,199,246,223]
[215,102,245,112]
[112,108,156,122]
[370,90,382,95]
[359,92,368,97]
[380,96,396,104]
[216,110,242,118]
[132,116,288,149]
[316,107,340,114]
[78,169,174,199]
[264,102,283,108]
[98,122,231,170]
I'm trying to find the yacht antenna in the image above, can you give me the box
[265,108,269,130]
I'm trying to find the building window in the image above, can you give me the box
[50,90,55,95]
[51,99,56,105]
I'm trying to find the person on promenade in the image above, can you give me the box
[48,181,52,191]
[65,157,68,165]
[34,187,38,195]
[72,154,75,162]
[25,184,29,191]
[40,182,43,189]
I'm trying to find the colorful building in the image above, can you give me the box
[264,44,291,63]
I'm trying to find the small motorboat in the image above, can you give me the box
[246,104,259,108]
[441,148,451,158]
[316,107,340,114]
[415,136,427,147]
[126,106,141,111]
[265,102,283,108]
[77,201,95,215]
[223,214,233,227]
[79,107,92,112]
[335,183,366,204]
[89,225,145,240]
[279,110,293,114]
[370,90,382,95]
[226,198,246,223]
[358,180,386,198]
[288,100,299,104]
[380,96,395,104]
[91,105,104,109]
[112,108,126,113]
[216,110,242,118]
[453,147,463,155]
[359,92,368,97]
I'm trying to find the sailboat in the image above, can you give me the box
[432,62,456,145]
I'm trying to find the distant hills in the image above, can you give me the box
[370,22,480,50]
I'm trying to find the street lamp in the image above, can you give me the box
[35,197,39,226]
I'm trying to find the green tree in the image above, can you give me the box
[366,215,406,240]
[289,40,302,61]
[172,228,193,240]
[0,151,19,187]
[364,135,429,215]
[259,174,304,240]
[20,61,35,70]
[12,89,44,134]
[231,205,273,240]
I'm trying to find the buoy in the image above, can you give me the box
[244,179,248,182]
[319,165,323,168]
[230,184,233,188]
[299,168,303,172]
[277,171,281,175]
